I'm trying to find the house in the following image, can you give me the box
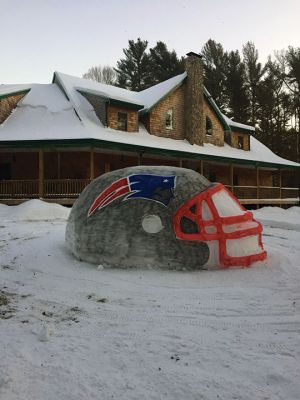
[0,52,299,206]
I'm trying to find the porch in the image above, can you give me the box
[0,148,299,207]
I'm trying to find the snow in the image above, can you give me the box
[138,72,187,112]
[0,199,69,222]
[0,72,299,168]
[0,84,32,97]
[222,113,255,132]
[20,84,72,113]
[253,206,300,232]
[1,200,300,399]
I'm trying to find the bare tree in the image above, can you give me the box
[82,65,117,85]
[101,66,116,85]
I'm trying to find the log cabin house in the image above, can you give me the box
[0,53,299,207]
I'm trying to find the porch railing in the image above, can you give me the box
[0,179,299,204]
[0,179,91,199]
[44,179,91,198]
[0,180,39,198]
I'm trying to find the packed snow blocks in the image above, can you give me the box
[66,166,267,269]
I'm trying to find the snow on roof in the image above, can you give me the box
[0,84,84,139]
[0,84,32,98]
[21,84,72,113]
[75,86,144,107]
[0,73,299,168]
[222,113,255,132]
[138,72,187,112]
[54,72,143,124]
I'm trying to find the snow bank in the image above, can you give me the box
[1,201,300,399]
[253,206,300,231]
[0,199,70,222]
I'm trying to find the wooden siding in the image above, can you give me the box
[203,99,224,146]
[79,92,107,126]
[0,93,27,124]
[145,86,186,140]
[230,131,250,151]
[107,106,138,132]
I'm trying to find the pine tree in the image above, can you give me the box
[242,42,265,125]
[115,38,152,91]
[201,39,228,111]
[149,41,184,84]
[225,50,249,123]
[285,47,300,162]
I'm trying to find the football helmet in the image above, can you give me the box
[66,166,266,269]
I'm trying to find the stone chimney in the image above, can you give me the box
[184,52,204,146]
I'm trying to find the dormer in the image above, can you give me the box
[227,131,250,151]
[222,114,254,151]
[77,88,143,133]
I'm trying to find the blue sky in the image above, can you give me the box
[1,0,300,84]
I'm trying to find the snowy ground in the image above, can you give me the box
[0,200,300,400]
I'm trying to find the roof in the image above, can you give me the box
[222,113,255,133]
[138,72,187,113]
[0,84,31,100]
[0,72,299,169]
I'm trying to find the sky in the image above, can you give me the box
[1,0,300,84]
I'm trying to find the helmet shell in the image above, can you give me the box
[66,166,211,270]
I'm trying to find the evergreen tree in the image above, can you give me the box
[149,41,184,84]
[115,38,152,91]
[201,39,228,111]
[285,47,300,161]
[225,50,249,123]
[242,42,265,125]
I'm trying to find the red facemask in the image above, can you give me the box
[174,183,267,268]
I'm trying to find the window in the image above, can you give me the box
[238,136,244,149]
[165,109,173,130]
[117,112,128,131]
[206,116,213,135]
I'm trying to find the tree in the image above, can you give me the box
[201,39,228,111]
[285,47,300,162]
[242,42,265,125]
[149,41,184,84]
[225,50,249,123]
[115,38,152,91]
[82,65,117,85]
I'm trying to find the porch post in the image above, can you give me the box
[137,153,143,166]
[57,152,61,179]
[230,163,234,193]
[279,168,282,207]
[90,148,95,180]
[256,165,260,203]
[178,159,183,168]
[200,160,203,175]
[39,150,44,198]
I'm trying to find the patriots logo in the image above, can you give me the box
[88,174,176,217]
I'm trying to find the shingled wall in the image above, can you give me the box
[143,86,185,140]
[0,93,26,124]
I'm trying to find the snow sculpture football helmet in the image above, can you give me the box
[66,166,266,270]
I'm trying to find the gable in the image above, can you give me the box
[203,98,224,146]
[0,90,30,125]
[142,85,185,140]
